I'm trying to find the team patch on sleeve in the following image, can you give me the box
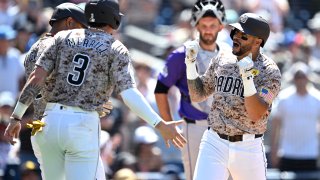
[259,88,274,104]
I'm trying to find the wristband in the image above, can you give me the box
[10,117,22,122]
[186,62,199,80]
[242,76,257,97]
[12,102,28,120]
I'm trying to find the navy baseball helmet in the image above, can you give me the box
[49,3,87,27]
[85,0,123,30]
[191,0,226,26]
[229,13,270,47]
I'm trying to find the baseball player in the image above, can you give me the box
[24,2,88,123]
[22,3,110,180]
[185,13,281,180]
[4,0,186,180]
[154,0,229,179]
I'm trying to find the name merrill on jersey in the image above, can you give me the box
[66,36,109,55]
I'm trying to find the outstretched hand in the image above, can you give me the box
[4,120,21,145]
[155,120,187,149]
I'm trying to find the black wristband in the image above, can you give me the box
[10,117,22,122]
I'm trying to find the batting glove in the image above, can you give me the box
[237,53,257,97]
[184,40,199,64]
[184,40,200,79]
[26,120,45,136]
[99,100,113,117]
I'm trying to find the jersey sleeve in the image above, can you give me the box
[25,36,53,78]
[157,48,185,88]
[256,61,282,106]
[35,36,58,73]
[111,40,136,94]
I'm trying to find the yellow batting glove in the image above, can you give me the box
[26,120,46,136]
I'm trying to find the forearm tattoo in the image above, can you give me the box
[187,77,206,101]
[19,83,43,106]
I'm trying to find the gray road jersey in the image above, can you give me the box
[36,29,135,112]
[189,50,281,135]
[24,34,53,119]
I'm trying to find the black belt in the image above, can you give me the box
[183,117,195,124]
[217,133,263,142]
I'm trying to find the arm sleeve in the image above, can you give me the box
[256,63,282,105]
[120,88,162,127]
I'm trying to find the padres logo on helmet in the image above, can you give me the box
[229,13,270,47]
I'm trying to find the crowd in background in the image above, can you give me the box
[0,0,320,179]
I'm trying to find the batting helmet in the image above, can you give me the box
[85,0,123,30]
[229,13,270,47]
[190,0,226,27]
[49,3,87,27]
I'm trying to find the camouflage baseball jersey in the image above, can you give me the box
[188,50,281,135]
[36,28,136,112]
[24,34,53,120]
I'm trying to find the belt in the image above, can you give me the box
[217,133,263,142]
[183,117,195,124]
[46,103,97,115]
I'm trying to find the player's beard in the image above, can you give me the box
[200,33,217,45]
[232,41,251,57]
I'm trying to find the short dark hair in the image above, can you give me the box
[88,22,109,28]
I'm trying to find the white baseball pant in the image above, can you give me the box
[193,129,267,180]
[181,120,207,180]
[31,103,105,180]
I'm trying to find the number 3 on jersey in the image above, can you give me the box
[67,53,90,86]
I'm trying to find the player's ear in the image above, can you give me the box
[218,24,224,32]
[65,17,73,28]
[255,38,263,47]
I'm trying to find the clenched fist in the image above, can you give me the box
[237,53,257,97]
[184,40,200,65]
[237,53,254,80]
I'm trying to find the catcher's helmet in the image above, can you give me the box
[229,13,270,47]
[191,0,226,26]
[85,0,123,30]
[49,3,87,27]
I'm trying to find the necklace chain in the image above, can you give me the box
[88,27,105,33]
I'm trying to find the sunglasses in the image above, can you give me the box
[232,29,249,41]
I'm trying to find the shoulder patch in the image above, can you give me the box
[259,88,274,104]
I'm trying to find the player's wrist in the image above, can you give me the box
[154,120,165,129]
[186,62,198,80]
[11,102,28,120]
[10,116,22,123]
[242,76,257,97]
